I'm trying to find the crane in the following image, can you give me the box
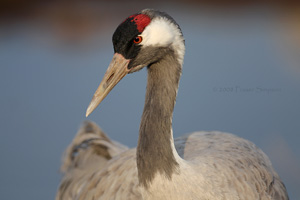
[56,9,289,200]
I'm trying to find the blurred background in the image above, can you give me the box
[0,0,299,199]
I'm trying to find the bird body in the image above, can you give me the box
[56,9,289,200]
[57,127,287,200]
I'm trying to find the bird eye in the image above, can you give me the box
[133,36,143,44]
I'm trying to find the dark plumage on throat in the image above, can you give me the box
[112,14,151,60]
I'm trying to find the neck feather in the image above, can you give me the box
[137,50,182,188]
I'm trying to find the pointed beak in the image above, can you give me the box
[86,53,130,117]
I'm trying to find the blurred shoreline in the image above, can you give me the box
[1,1,299,50]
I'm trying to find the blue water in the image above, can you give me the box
[0,5,299,199]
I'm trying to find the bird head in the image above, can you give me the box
[86,9,185,117]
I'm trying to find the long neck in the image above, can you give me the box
[137,52,182,188]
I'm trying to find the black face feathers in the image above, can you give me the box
[112,16,141,60]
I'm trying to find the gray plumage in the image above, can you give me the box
[56,121,130,200]
[56,9,289,200]
[56,123,288,199]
